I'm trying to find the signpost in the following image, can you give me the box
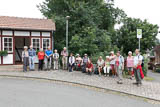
[137,29,142,50]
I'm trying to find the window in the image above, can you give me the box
[42,38,50,51]
[32,38,40,51]
[3,37,13,52]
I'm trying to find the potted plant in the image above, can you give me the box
[0,50,8,56]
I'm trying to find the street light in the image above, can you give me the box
[66,16,70,52]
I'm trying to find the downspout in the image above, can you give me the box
[52,30,54,52]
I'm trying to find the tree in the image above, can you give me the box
[38,0,125,55]
[113,17,159,55]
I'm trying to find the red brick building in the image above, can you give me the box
[0,16,55,65]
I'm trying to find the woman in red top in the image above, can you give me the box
[38,48,45,71]
[86,60,93,75]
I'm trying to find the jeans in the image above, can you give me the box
[23,57,29,72]
[134,68,142,84]
[69,63,74,72]
[45,57,52,70]
[29,56,35,70]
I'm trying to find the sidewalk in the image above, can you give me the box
[0,70,160,101]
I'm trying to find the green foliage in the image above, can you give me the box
[142,54,149,76]
[0,50,8,56]
[113,18,159,55]
[38,0,125,54]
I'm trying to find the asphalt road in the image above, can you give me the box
[0,77,159,107]
[147,70,160,83]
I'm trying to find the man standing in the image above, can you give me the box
[45,46,53,71]
[115,51,124,84]
[133,49,144,86]
[68,53,75,72]
[61,47,68,70]
[28,45,36,71]
[53,49,59,70]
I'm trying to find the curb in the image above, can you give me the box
[0,74,160,102]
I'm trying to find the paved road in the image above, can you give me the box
[147,71,160,83]
[0,77,159,107]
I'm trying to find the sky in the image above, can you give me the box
[114,0,160,39]
[0,0,159,38]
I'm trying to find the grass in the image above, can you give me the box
[144,76,154,81]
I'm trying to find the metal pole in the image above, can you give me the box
[139,38,140,51]
[66,19,68,52]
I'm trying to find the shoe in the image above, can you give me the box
[133,82,138,85]
[137,84,141,87]
[117,81,123,84]
[104,74,107,77]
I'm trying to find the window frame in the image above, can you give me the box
[42,38,50,51]
[31,38,40,51]
[3,37,13,53]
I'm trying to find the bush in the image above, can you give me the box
[0,50,8,56]
[142,54,149,76]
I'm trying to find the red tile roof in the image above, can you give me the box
[0,16,55,31]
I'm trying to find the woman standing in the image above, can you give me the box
[38,48,45,71]
[115,51,124,84]
[22,46,29,72]
[127,51,134,80]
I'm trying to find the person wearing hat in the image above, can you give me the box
[103,56,111,77]
[61,47,68,70]
[97,56,104,76]
[82,54,89,73]
[127,51,134,80]
[22,46,29,72]
[109,51,116,77]
[115,51,124,84]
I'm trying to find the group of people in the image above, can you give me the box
[22,45,60,72]
[22,46,144,87]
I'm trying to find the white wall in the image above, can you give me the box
[42,32,50,37]
[3,54,13,64]
[2,30,13,36]
[15,31,30,36]
[31,32,40,36]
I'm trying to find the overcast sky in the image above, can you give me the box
[0,0,159,38]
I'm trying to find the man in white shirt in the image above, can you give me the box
[133,49,143,86]
[68,53,75,72]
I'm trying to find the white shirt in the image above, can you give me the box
[110,55,116,65]
[134,54,143,66]
[69,56,75,64]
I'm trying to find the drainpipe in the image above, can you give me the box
[52,30,54,52]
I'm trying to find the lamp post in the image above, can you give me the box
[66,16,70,52]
